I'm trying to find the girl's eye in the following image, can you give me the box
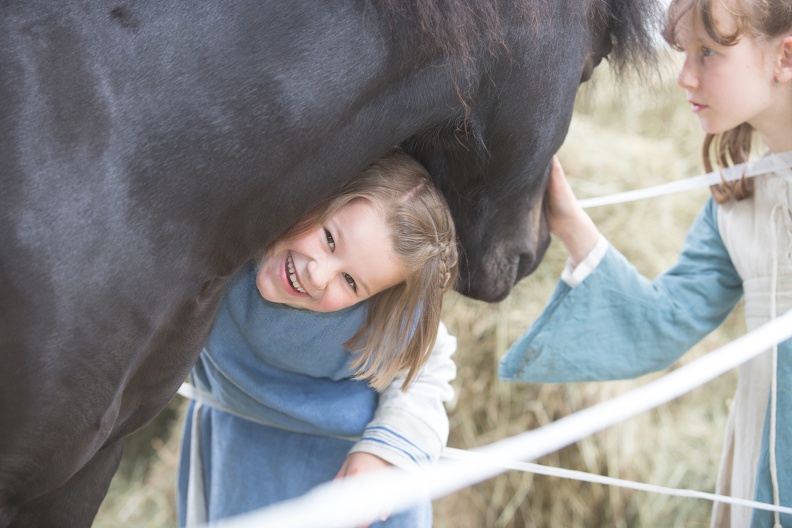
[342,272,357,291]
[702,47,715,57]
[324,229,335,251]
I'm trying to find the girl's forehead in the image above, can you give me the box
[674,4,741,46]
[332,198,385,230]
[333,197,377,221]
[708,1,741,34]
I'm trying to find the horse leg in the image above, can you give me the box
[7,439,125,528]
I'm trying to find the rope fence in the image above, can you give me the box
[441,448,792,516]
[198,311,792,528]
[578,150,792,208]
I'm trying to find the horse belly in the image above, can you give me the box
[0,276,227,526]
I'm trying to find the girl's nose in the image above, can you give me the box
[305,258,333,290]
[677,56,697,90]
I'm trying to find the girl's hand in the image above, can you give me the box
[334,453,394,527]
[546,156,601,265]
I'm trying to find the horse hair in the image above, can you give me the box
[378,0,662,79]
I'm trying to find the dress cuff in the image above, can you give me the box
[560,235,608,288]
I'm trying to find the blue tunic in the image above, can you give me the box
[177,262,432,526]
[500,197,792,527]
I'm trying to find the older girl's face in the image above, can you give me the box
[256,199,406,312]
[675,7,783,140]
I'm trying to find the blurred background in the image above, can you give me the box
[94,52,747,527]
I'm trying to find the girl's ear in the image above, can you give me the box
[777,35,792,84]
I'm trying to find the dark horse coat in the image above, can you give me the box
[0,0,660,525]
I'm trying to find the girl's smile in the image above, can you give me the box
[256,199,406,312]
[286,253,306,293]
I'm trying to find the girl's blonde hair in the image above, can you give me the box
[276,148,458,391]
[663,0,792,203]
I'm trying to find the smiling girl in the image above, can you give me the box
[255,198,404,313]
[499,0,792,526]
[177,148,459,527]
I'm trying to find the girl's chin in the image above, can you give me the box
[255,280,273,302]
[696,117,734,136]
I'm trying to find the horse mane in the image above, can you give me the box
[591,0,664,75]
[377,0,521,76]
[397,0,663,185]
[378,0,662,76]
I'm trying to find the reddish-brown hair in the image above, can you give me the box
[663,0,792,202]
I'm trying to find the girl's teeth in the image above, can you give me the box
[286,255,306,293]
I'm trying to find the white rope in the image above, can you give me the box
[440,447,792,516]
[578,149,792,208]
[186,402,208,526]
[198,311,792,528]
[769,204,784,528]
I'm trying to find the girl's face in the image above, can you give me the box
[675,7,781,138]
[256,198,406,312]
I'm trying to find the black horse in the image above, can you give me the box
[0,0,659,525]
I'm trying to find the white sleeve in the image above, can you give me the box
[560,234,608,288]
[348,321,457,471]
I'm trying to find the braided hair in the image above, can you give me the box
[280,148,458,391]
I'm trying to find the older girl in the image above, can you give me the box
[500,1,792,526]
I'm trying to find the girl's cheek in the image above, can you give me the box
[320,292,342,312]
[335,292,358,312]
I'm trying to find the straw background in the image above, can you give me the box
[94,54,747,528]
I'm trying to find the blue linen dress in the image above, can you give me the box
[500,175,792,528]
[177,262,435,526]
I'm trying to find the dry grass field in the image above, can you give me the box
[94,54,748,528]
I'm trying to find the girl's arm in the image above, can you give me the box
[500,198,744,383]
[547,155,609,288]
[547,156,601,267]
[342,321,457,471]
